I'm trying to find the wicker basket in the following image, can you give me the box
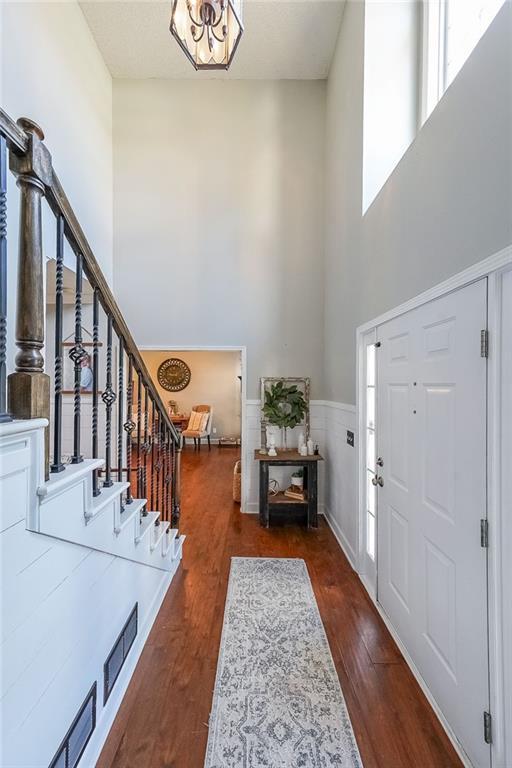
[233,460,242,503]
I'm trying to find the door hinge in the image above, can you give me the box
[480,329,489,358]
[484,711,492,744]
[480,519,489,548]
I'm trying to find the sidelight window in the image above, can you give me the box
[365,343,377,562]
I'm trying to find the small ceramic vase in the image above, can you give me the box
[307,438,314,456]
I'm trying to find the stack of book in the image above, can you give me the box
[284,486,306,501]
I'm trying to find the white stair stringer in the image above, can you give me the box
[36,461,182,572]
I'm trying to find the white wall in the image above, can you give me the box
[325,0,512,404]
[1,0,114,391]
[141,349,242,438]
[112,79,326,400]
[1,1,113,281]
[320,0,512,601]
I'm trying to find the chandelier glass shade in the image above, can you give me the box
[170,0,243,70]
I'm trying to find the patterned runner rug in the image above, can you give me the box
[204,557,363,768]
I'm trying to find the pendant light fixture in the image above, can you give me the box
[170,0,243,71]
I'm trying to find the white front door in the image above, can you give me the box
[377,279,490,768]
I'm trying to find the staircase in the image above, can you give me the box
[37,458,184,569]
[0,109,185,767]
[0,107,185,566]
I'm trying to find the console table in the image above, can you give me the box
[254,449,323,528]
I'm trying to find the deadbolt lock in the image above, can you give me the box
[376,457,384,467]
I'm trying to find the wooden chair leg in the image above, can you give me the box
[198,437,201,450]
[207,435,211,450]
[183,437,186,447]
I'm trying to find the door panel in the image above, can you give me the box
[423,384,455,522]
[377,280,490,768]
[388,506,410,610]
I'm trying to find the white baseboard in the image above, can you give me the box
[81,556,182,766]
[322,506,357,570]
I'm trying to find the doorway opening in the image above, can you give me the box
[139,347,245,520]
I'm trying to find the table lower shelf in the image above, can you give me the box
[268,492,308,506]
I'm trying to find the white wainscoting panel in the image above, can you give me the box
[321,402,358,568]
[0,420,178,768]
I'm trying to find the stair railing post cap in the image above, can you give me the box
[16,118,45,141]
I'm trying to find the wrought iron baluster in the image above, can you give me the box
[124,355,135,504]
[92,289,100,496]
[164,428,169,523]
[0,136,10,423]
[161,419,166,521]
[143,385,149,512]
[172,439,181,531]
[151,399,157,512]
[117,336,124,509]
[136,371,142,499]
[102,314,116,486]
[70,253,86,464]
[50,216,65,471]
[166,429,172,524]
[155,411,161,521]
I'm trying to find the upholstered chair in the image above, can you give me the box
[182,405,213,450]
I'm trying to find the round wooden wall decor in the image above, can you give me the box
[157,358,191,392]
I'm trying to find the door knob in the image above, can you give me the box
[376,457,384,467]
[372,475,384,487]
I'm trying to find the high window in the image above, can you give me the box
[421,0,505,123]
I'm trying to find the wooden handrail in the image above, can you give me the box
[0,108,179,445]
[0,108,28,154]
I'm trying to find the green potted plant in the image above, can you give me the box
[262,381,307,450]
[291,468,304,490]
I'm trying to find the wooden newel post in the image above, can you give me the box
[8,118,52,474]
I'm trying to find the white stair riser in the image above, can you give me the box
[39,484,176,571]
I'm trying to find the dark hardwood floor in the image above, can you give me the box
[97,446,462,768]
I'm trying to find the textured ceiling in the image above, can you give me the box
[80,1,345,79]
